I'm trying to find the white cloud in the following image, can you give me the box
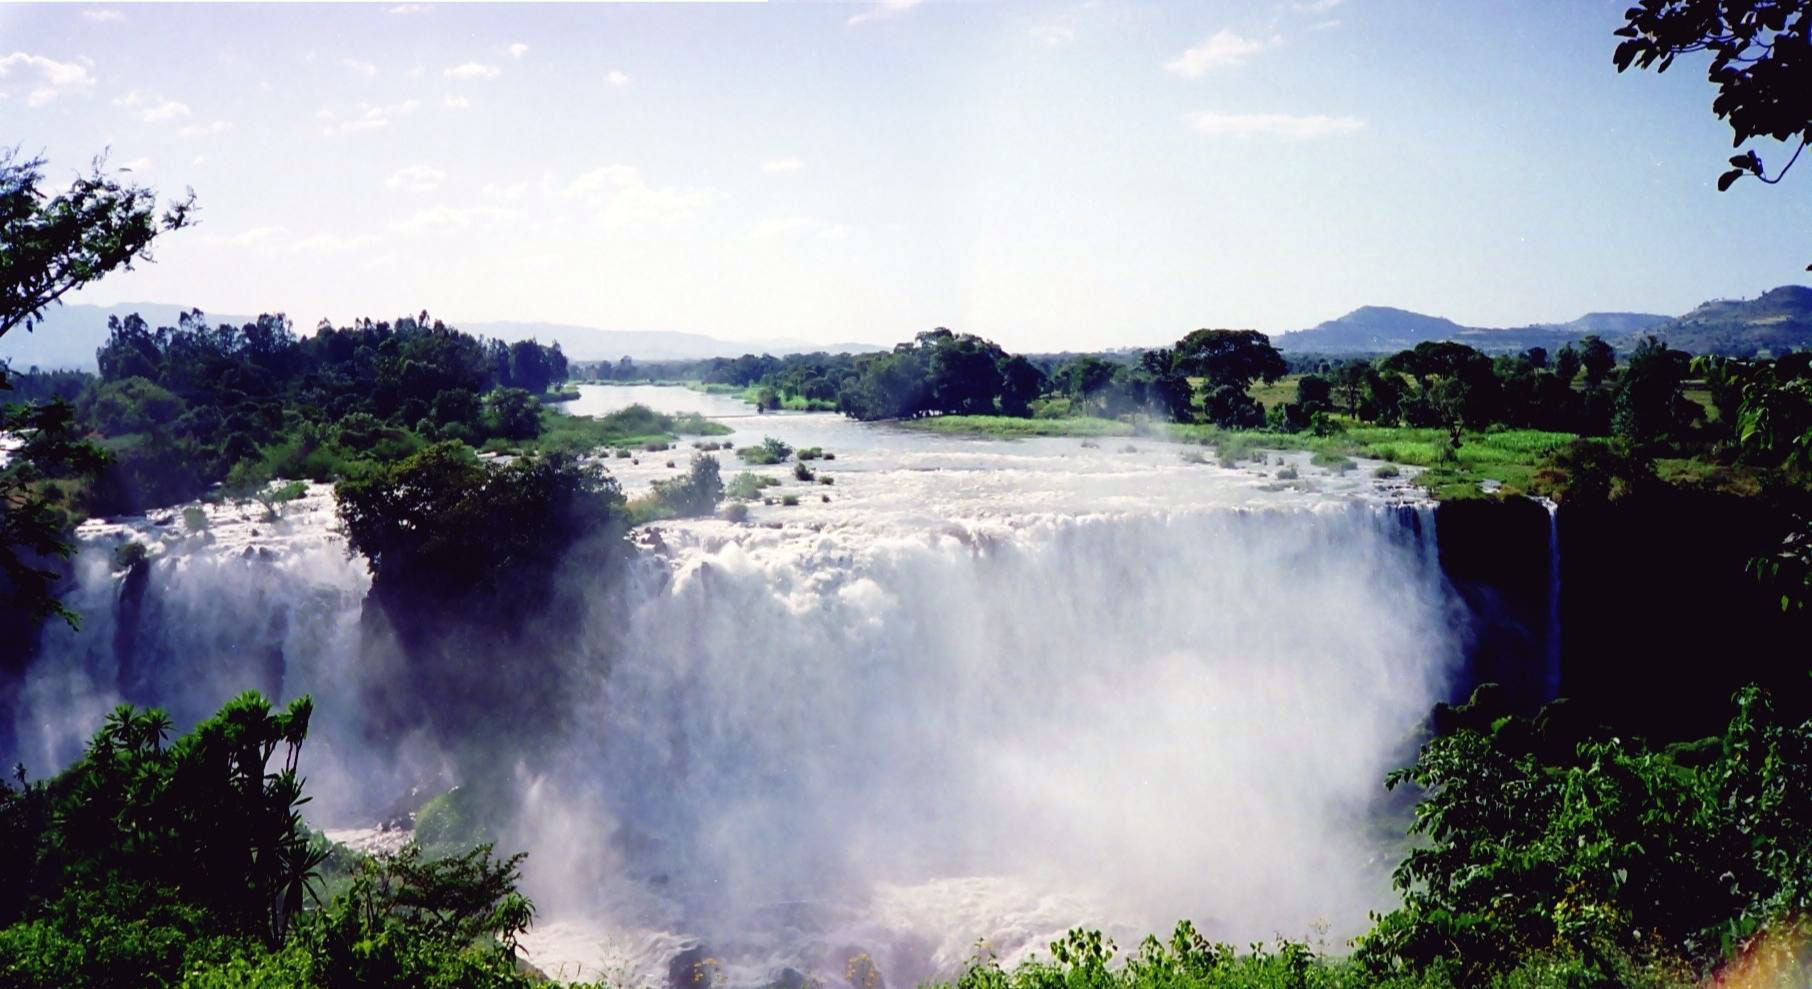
[291,232,377,255]
[385,164,446,194]
[752,216,853,242]
[178,119,232,138]
[1310,19,1341,30]
[606,69,631,87]
[444,62,500,80]
[0,51,96,106]
[562,165,718,230]
[507,42,529,59]
[140,99,191,122]
[82,9,126,22]
[482,180,531,201]
[390,204,517,236]
[1294,0,1344,12]
[191,155,207,166]
[1031,22,1077,48]
[848,0,922,27]
[388,4,428,13]
[118,156,152,173]
[762,157,803,175]
[220,225,286,248]
[1189,111,1365,139]
[318,98,420,136]
[444,94,470,109]
[343,57,379,78]
[1165,29,1272,77]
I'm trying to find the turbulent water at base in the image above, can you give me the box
[7,385,1467,989]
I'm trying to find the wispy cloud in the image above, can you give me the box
[1031,22,1077,48]
[1165,29,1273,77]
[752,215,852,242]
[217,225,286,248]
[0,51,96,106]
[1293,0,1344,12]
[385,164,446,194]
[848,0,922,27]
[291,232,377,255]
[1189,111,1364,139]
[606,69,631,87]
[444,62,500,80]
[318,98,421,136]
[343,57,378,79]
[507,42,528,59]
[178,119,232,138]
[115,89,191,123]
[141,99,191,122]
[388,4,428,13]
[81,9,125,22]
[562,164,718,230]
[444,94,470,109]
[390,204,517,236]
[761,157,803,175]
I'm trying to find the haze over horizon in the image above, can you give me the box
[5,0,1810,352]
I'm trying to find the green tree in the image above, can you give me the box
[1554,342,1582,386]
[1612,336,1696,448]
[0,149,194,337]
[1,149,191,624]
[1615,0,1812,266]
[1579,334,1617,389]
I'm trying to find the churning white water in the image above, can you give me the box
[9,385,1464,989]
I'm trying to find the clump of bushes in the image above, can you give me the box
[1374,464,1402,479]
[722,501,749,523]
[112,540,149,571]
[781,494,800,506]
[797,447,825,461]
[737,436,793,465]
[794,461,815,482]
[727,471,781,500]
[182,506,209,531]
[1276,466,1299,480]
[638,455,723,522]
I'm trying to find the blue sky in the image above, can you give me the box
[3,1,1808,351]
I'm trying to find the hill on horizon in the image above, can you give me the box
[0,303,885,372]
[1274,286,1812,357]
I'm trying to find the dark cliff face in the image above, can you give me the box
[1435,493,1812,742]
[1557,490,1812,740]
[1432,498,1557,712]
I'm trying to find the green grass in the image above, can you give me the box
[898,415,1141,438]
[518,403,730,456]
[899,413,1579,498]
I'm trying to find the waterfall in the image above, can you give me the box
[512,502,1461,985]
[1542,500,1562,701]
[9,468,1465,989]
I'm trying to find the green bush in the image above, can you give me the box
[737,436,793,465]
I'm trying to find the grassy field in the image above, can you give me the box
[903,412,1579,499]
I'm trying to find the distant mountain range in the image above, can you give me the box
[1276,285,1812,356]
[0,303,884,371]
[7,287,1812,372]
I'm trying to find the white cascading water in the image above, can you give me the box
[7,390,1466,989]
